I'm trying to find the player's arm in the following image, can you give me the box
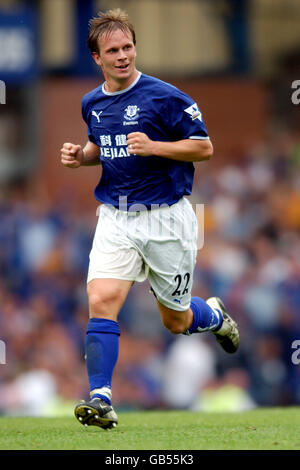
[60,140,101,168]
[127,132,213,162]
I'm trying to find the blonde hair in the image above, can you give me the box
[87,8,136,54]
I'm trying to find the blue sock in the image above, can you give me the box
[185,296,223,335]
[85,318,120,405]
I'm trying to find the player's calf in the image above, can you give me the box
[158,302,193,335]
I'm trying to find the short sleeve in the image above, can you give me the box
[81,96,96,145]
[164,88,209,141]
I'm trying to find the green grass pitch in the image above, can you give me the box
[0,407,299,450]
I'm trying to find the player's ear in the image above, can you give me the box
[92,51,103,67]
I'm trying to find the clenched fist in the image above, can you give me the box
[127,132,157,157]
[60,143,84,168]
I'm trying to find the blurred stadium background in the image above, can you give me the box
[0,0,300,417]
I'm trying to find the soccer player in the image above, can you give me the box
[60,9,239,430]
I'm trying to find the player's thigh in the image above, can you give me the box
[87,278,133,321]
[88,204,148,283]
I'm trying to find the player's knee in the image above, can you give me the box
[88,288,121,317]
[88,292,108,316]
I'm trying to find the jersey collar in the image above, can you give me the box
[102,71,142,96]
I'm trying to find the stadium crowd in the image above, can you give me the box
[0,127,299,416]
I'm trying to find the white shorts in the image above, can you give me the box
[87,197,198,311]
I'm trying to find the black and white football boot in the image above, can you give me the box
[74,397,118,430]
[206,297,240,354]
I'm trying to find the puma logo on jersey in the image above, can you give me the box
[92,110,103,123]
[184,103,202,121]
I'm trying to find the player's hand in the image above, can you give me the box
[60,143,84,168]
[127,132,156,157]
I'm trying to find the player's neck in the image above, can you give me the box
[103,69,139,93]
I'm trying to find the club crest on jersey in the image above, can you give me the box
[184,103,202,121]
[124,105,140,121]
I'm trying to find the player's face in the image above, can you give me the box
[92,29,137,91]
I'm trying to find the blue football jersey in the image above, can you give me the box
[81,72,209,210]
